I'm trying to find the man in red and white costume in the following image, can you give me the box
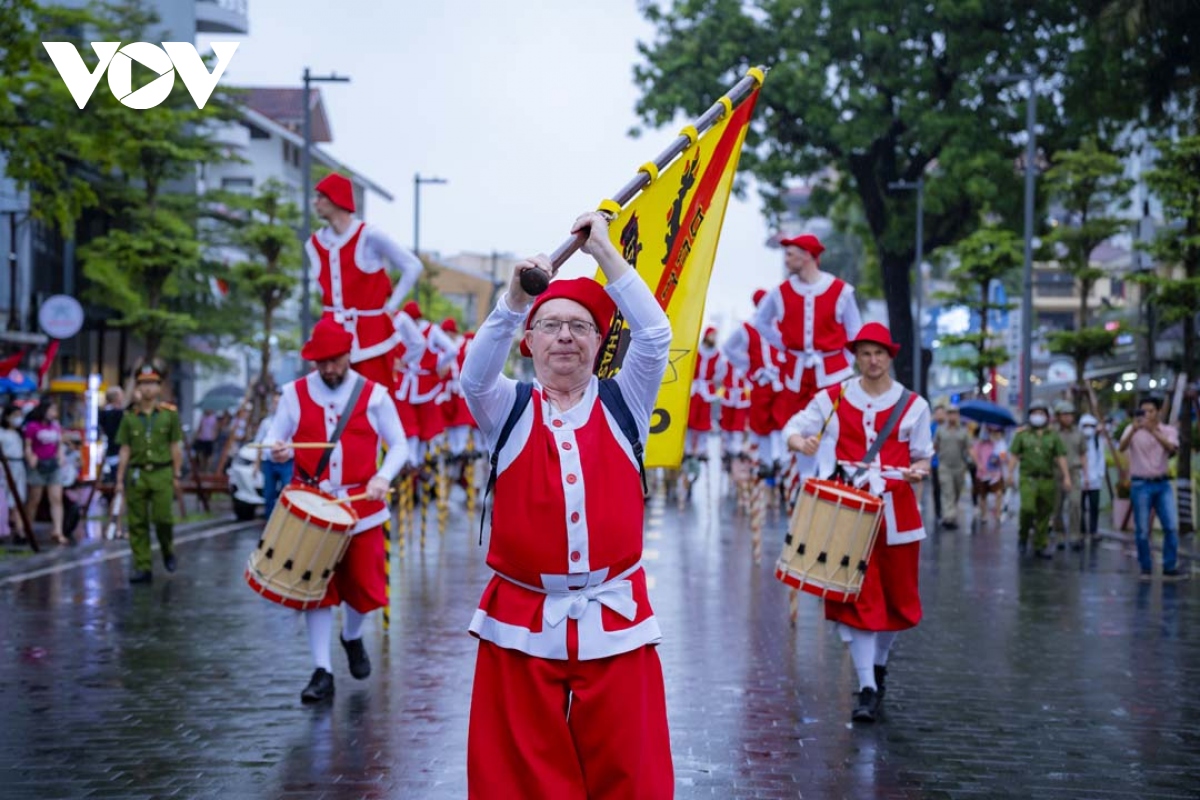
[722,288,792,468]
[686,326,725,459]
[307,172,423,390]
[267,316,408,704]
[717,364,751,459]
[753,234,862,463]
[438,318,477,459]
[395,300,457,464]
[785,322,931,724]
[460,211,673,798]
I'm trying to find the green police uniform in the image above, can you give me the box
[1009,427,1066,551]
[1055,426,1087,544]
[116,402,183,571]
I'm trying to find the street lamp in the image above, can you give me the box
[299,67,350,344]
[888,177,925,397]
[413,173,448,257]
[987,71,1038,416]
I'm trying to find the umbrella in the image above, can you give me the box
[957,399,1018,428]
[0,369,38,395]
[197,384,245,412]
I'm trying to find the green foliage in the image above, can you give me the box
[1046,325,1120,369]
[633,0,1099,387]
[933,223,1021,390]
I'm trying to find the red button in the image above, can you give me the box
[570,512,580,523]
[570,551,581,562]
[566,474,577,485]
[562,442,572,451]
[552,419,563,428]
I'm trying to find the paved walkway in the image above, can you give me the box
[0,467,1196,799]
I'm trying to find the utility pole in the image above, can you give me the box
[888,177,925,397]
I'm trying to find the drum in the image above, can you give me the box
[245,486,358,609]
[774,478,883,603]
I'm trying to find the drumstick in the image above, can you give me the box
[322,488,396,506]
[245,442,337,450]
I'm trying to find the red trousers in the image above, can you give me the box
[467,641,674,799]
[773,369,820,429]
[318,526,386,612]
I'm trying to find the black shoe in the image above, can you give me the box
[163,553,177,573]
[874,665,888,702]
[1056,542,1066,551]
[942,521,959,530]
[852,687,880,723]
[1070,540,1084,552]
[301,668,335,703]
[1162,569,1191,582]
[128,569,153,584]
[340,635,371,680]
[1138,570,1153,582]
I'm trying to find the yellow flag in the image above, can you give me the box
[595,87,760,468]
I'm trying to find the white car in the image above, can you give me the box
[227,444,264,521]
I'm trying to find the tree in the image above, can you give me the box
[933,223,1021,394]
[75,0,239,366]
[210,180,302,415]
[1042,138,1133,405]
[0,0,110,233]
[632,0,1097,388]
[1139,135,1200,535]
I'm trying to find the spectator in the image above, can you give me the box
[1053,401,1088,551]
[933,405,971,530]
[930,403,946,523]
[98,386,125,482]
[1118,396,1186,581]
[192,408,219,472]
[971,425,1008,527]
[254,391,292,518]
[1079,414,1106,540]
[23,399,68,545]
[0,404,27,540]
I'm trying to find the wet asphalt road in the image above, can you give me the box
[1,462,1196,799]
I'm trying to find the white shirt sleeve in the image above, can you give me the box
[393,311,426,365]
[751,288,787,351]
[265,384,301,457]
[253,417,272,445]
[840,285,863,340]
[427,325,459,369]
[609,269,672,445]
[720,326,750,374]
[366,383,408,481]
[359,226,422,312]
[783,389,832,442]
[460,292,528,443]
[907,400,934,461]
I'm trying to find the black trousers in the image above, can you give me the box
[1080,488,1101,536]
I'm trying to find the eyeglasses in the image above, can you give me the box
[530,318,598,337]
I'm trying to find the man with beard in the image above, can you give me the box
[785,323,932,724]
[267,316,408,703]
[306,172,423,389]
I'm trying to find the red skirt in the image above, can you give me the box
[687,394,714,432]
[393,397,418,440]
[319,526,387,613]
[719,404,748,433]
[442,394,476,428]
[824,537,922,631]
[415,400,447,442]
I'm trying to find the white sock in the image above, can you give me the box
[846,628,878,691]
[306,607,333,672]
[342,606,367,642]
[875,631,898,666]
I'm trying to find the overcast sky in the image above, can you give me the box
[199,0,784,330]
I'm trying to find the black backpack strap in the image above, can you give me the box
[598,378,648,499]
[479,381,533,545]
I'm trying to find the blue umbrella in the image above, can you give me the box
[956,399,1018,428]
[0,369,38,395]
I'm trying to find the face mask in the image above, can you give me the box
[1029,413,1048,427]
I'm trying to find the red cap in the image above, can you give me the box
[441,317,459,334]
[780,233,825,258]
[848,322,900,358]
[403,300,422,320]
[703,326,717,339]
[315,173,355,213]
[518,277,616,358]
[752,288,767,306]
[301,316,354,362]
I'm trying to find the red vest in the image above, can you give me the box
[779,277,850,381]
[309,222,397,361]
[293,376,384,524]
[691,347,722,396]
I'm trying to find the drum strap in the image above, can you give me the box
[850,388,912,483]
[297,376,367,487]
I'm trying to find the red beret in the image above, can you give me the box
[780,233,825,258]
[752,288,767,306]
[848,322,900,358]
[403,300,422,320]
[315,173,355,213]
[301,316,354,362]
[703,326,716,339]
[441,317,459,334]
[518,277,616,358]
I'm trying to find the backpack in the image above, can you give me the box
[478,379,647,544]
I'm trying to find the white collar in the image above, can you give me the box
[317,219,364,250]
[844,378,903,410]
[787,271,834,295]
[304,370,363,405]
